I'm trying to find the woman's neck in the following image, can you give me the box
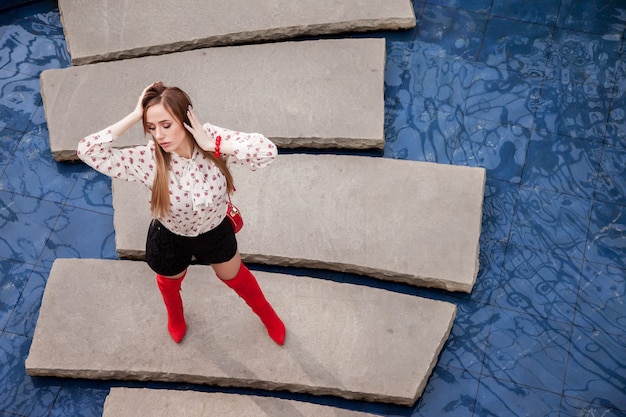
[174,140,195,159]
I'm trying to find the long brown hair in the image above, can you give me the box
[142,82,235,218]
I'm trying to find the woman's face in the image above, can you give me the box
[145,103,192,158]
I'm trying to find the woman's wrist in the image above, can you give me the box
[213,136,222,158]
[109,111,143,138]
[131,109,143,123]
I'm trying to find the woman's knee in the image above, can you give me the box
[212,251,242,280]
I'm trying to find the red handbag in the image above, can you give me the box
[226,200,243,233]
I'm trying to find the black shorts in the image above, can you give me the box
[145,217,238,276]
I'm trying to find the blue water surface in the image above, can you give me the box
[0,0,625,416]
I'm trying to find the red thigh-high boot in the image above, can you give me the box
[220,264,286,345]
[156,272,187,343]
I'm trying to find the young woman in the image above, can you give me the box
[77,82,285,345]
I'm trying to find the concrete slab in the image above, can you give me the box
[26,258,456,406]
[42,38,386,161]
[103,388,379,417]
[113,155,486,292]
[58,0,415,65]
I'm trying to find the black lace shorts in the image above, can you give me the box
[145,217,238,276]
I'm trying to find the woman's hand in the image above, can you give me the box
[132,82,157,121]
[107,82,158,138]
[184,105,213,151]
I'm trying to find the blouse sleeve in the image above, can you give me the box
[77,128,154,184]
[203,123,277,170]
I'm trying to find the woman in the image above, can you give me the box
[77,81,285,345]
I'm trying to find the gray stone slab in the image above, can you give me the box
[103,388,379,417]
[26,258,456,406]
[113,155,486,292]
[42,38,385,161]
[58,0,415,65]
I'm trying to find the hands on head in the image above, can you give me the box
[133,82,219,153]
[183,104,212,149]
[134,81,161,121]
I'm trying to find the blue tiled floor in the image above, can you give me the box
[1,0,625,416]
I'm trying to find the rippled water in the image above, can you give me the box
[1,0,625,416]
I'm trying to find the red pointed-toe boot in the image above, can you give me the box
[156,272,187,343]
[220,264,286,345]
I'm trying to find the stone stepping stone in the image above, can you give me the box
[58,0,415,65]
[102,388,379,417]
[26,258,456,406]
[42,38,386,161]
[113,155,486,293]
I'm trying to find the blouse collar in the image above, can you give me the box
[175,147,213,210]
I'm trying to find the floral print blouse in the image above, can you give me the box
[77,123,276,237]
